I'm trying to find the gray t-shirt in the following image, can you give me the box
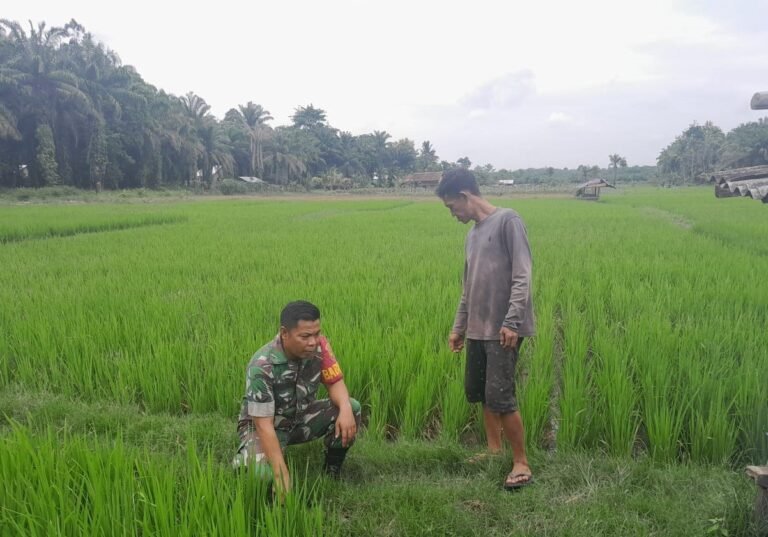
[453,208,536,339]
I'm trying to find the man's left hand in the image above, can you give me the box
[335,405,357,448]
[499,327,519,350]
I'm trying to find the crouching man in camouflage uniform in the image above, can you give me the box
[233,301,361,493]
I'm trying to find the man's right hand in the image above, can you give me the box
[255,416,291,498]
[448,332,465,353]
[273,466,291,500]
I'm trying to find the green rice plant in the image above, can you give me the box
[401,363,439,440]
[469,402,486,441]
[1,190,766,466]
[558,300,592,451]
[688,385,738,465]
[629,317,689,462]
[518,304,554,450]
[592,327,639,457]
[439,367,471,441]
[364,386,387,441]
[0,204,186,243]
[730,348,768,462]
[0,423,331,536]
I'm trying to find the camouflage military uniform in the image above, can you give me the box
[234,335,361,470]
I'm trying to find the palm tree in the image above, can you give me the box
[265,150,307,185]
[237,102,272,178]
[264,129,308,185]
[197,120,235,184]
[608,154,627,184]
[372,130,391,146]
[61,32,124,119]
[338,131,365,178]
[419,140,437,171]
[0,19,100,185]
[0,19,96,123]
[388,138,417,176]
[577,164,598,181]
[164,116,203,187]
[0,104,20,140]
[62,34,151,187]
[371,130,391,179]
[180,92,211,121]
[180,93,229,185]
[291,104,326,129]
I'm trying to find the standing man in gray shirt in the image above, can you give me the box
[437,168,536,490]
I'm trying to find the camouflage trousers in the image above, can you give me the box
[233,398,362,471]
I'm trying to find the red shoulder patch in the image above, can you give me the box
[319,337,344,384]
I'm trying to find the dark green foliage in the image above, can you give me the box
[34,124,59,186]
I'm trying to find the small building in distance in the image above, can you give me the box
[575,178,615,200]
[400,171,443,189]
[237,176,267,184]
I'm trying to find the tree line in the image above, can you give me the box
[5,18,762,191]
[0,19,452,190]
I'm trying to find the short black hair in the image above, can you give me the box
[436,168,480,198]
[280,301,321,330]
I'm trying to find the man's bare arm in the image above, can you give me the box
[254,416,290,493]
[327,379,357,448]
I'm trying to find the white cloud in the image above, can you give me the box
[547,112,573,124]
[467,109,489,120]
[462,71,536,111]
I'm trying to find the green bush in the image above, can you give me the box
[217,179,250,195]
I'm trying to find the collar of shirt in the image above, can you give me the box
[268,334,288,365]
[268,333,322,365]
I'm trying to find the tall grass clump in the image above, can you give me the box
[591,326,639,457]
[558,300,592,451]
[0,423,333,537]
[518,304,554,450]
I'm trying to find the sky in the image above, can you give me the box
[6,0,768,169]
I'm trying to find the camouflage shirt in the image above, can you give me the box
[238,335,344,430]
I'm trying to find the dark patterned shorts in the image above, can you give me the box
[465,338,524,413]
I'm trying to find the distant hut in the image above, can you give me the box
[575,178,615,200]
[400,171,443,189]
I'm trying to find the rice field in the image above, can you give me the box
[1,187,765,535]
